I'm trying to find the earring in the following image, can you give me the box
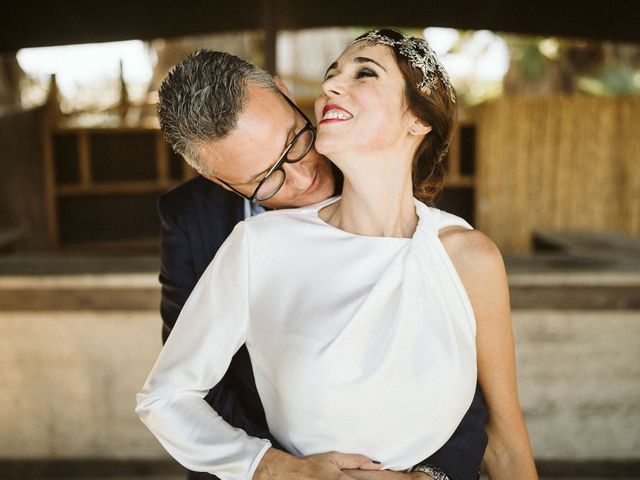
[409,127,417,135]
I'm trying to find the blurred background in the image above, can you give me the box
[0,1,639,479]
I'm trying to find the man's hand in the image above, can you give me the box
[253,448,382,480]
[344,470,434,480]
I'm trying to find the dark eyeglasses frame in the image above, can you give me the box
[215,91,315,203]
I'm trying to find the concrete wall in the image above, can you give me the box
[0,311,167,459]
[0,277,639,461]
[515,310,640,460]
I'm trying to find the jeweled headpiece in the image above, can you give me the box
[349,30,455,102]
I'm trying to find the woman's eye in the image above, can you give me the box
[355,68,377,79]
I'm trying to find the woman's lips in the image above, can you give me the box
[319,104,353,125]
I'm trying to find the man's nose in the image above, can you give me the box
[282,159,314,187]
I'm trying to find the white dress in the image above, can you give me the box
[136,196,477,480]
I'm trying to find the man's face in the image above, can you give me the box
[199,83,336,209]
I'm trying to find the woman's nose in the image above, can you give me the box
[321,76,344,98]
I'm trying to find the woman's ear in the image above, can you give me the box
[409,118,432,136]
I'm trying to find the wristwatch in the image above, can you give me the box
[409,463,450,480]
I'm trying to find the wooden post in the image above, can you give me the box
[155,132,169,187]
[40,114,59,249]
[41,74,61,248]
[78,132,92,187]
[261,0,277,74]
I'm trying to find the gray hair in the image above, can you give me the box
[157,50,278,176]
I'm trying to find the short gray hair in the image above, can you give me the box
[157,50,277,176]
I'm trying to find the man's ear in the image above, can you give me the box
[409,118,432,136]
[273,76,294,100]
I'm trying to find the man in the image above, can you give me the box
[157,50,488,480]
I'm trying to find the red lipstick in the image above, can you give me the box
[319,104,353,125]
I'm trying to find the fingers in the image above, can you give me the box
[343,470,376,480]
[329,452,383,471]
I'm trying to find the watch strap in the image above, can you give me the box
[409,463,450,480]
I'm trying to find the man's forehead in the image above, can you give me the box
[197,133,263,180]
[199,89,294,181]
[239,84,295,131]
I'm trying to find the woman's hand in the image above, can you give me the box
[344,470,433,480]
[253,448,382,480]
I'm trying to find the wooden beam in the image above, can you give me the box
[40,113,59,249]
[155,132,169,183]
[261,0,277,74]
[77,132,91,187]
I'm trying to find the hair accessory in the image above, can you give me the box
[350,30,455,102]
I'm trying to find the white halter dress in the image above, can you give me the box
[137,197,477,480]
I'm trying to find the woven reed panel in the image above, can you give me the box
[474,96,640,253]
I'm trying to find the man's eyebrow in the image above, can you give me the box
[245,165,272,184]
[324,56,387,78]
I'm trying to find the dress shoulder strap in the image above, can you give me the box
[414,198,473,235]
[413,199,473,234]
[431,207,474,232]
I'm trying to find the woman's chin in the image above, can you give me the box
[314,130,347,155]
[312,138,332,157]
[314,141,348,162]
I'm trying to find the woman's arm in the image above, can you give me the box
[137,222,273,480]
[440,228,538,480]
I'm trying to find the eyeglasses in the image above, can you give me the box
[216,92,316,203]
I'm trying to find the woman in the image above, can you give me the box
[137,30,537,480]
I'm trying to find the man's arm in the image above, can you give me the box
[158,192,197,343]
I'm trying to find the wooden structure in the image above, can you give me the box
[474,96,640,253]
[40,94,640,254]
[42,120,191,250]
[40,110,475,251]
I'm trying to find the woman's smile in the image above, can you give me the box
[319,104,353,124]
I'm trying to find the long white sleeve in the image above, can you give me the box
[136,222,271,480]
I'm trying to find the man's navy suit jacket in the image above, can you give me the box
[158,175,488,480]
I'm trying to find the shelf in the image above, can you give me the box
[43,121,190,251]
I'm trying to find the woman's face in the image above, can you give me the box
[314,42,415,160]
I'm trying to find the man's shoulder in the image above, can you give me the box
[159,175,240,213]
[160,175,222,203]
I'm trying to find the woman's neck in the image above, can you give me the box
[320,160,418,238]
